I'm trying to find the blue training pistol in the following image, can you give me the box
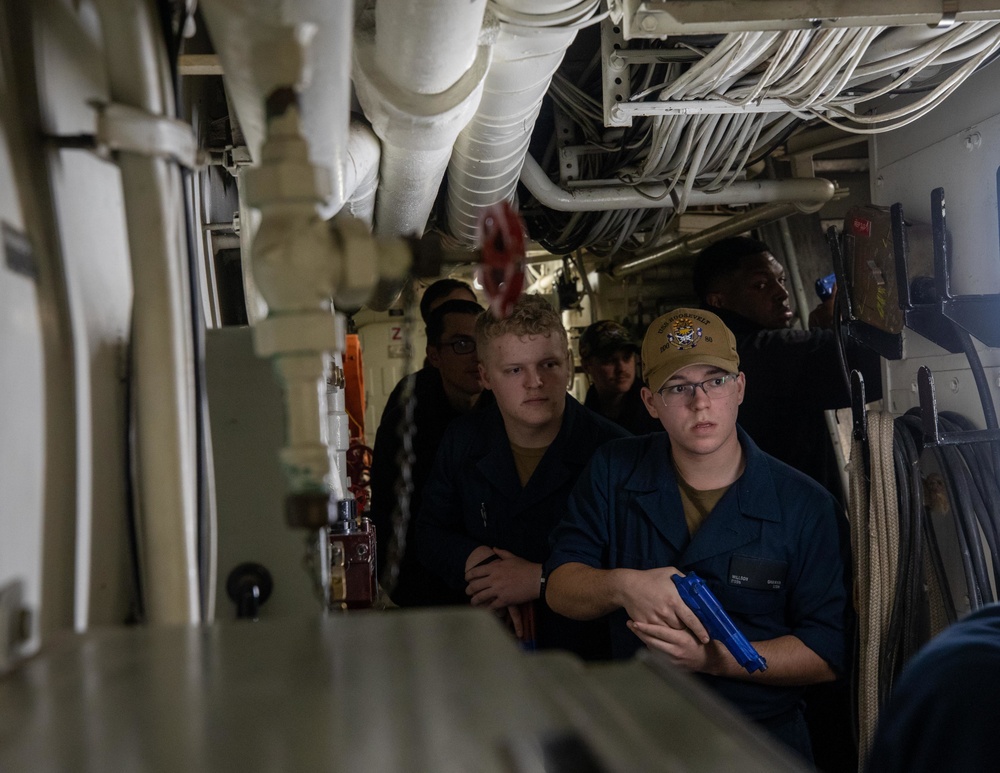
[672,571,768,674]
[815,272,837,301]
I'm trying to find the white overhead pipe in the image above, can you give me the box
[613,202,804,277]
[352,0,492,237]
[520,153,836,214]
[527,263,692,295]
[198,0,353,216]
[244,100,412,488]
[237,48,412,610]
[445,0,600,246]
[201,0,354,330]
[374,0,486,95]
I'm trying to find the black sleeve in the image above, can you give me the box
[414,424,482,591]
[844,335,883,402]
[368,405,405,572]
[379,375,409,425]
[749,327,881,411]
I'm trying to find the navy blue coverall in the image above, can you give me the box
[546,428,852,759]
[416,395,628,660]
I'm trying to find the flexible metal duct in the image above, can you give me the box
[445,0,601,245]
[352,0,491,237]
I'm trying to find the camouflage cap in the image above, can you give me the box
[641,308,740,391]
[579,320,640,361]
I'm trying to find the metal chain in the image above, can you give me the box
[380,279,419,596]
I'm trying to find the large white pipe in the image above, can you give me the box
[94,0,203,625]
[445,0,599,246]
[198,0,353,215]
[520,153,836,213]
[374,0,487,95]
[352,0,491,238]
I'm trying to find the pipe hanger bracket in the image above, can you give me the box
[94,101,204,169]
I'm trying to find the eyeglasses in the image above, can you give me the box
[439,337,476,355]
[656,374,739,406]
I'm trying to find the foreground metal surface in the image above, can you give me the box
[0,608,805,772]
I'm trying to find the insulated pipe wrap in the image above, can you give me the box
[374,145,456,237]
[329,119,380,224]
[375,0,488,95]
[445,4,584,245]
[352,0,491,237]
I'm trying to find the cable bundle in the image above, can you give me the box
[904,411,1000,613]
[529,21,1000,254]
[849,404,1000,768]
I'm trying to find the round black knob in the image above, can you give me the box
[226,562,273,620]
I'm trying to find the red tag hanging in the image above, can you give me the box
[477,201,527,319]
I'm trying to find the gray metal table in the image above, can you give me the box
[0,608,806,772]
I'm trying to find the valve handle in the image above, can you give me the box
[226,562,274,620]
[477,201,527,319]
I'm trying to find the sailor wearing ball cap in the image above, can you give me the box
[578,319,661,435]
[544,307,851,765]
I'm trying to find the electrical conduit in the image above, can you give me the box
[521,153,835,214]
[94,0,202,625]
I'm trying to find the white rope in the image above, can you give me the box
[849,411,900,768]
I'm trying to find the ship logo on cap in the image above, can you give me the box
[666,316,702,350]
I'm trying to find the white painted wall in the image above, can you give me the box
[872,63,1000,424]
[0,0,136,653]
[0,91,47,663]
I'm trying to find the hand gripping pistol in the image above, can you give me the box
[672,572,768,674]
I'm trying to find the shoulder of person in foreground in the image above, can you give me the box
[743,318,882,405]
[412,400,505,522]
[547,431,669,559]
[866,603,1000,773]
[743,430,849,545]
[380,366,444,421]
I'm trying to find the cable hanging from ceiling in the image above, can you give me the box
[525,20,1000,256]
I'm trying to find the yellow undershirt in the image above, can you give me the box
[509,442,549,487]
[675,472,731,536]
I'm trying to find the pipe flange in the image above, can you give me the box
[253,312,339,358]
[352,27,492,150]
[328,215,380,310]
[244,159,332,207]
